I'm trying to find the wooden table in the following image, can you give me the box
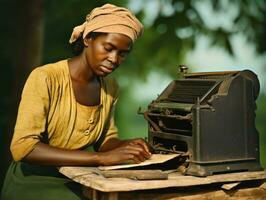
[59,167,266,200]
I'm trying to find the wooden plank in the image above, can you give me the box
[100,170,168,180]
[59,167,266,192]
[118,186,266,200]
[221,182,240,190]
[261,182,266,189]
[82,183,266,200]
[82,188,119,200]
[159,187,266,200]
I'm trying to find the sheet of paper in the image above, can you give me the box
[98,154,180,171]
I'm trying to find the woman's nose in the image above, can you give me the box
[108,52,119,64]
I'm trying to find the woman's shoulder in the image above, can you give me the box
[32,59,68,76]
[26,60,68,85]
[23,60,68,90]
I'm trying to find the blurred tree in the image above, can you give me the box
[19,0,264,80]
[0,0,45,189]
[1,0,266,188]
[256,94,266,167]
[15,0,45,99]
[119,0,266,79]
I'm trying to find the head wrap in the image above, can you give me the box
[69,3,144,43]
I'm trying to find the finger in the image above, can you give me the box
[135,139,151,153]
[119,154,141,164]
[129,155,142,164]
[120,152,142,164]
[123,148,146,163]
[131,144,151,159]
[125,143,151,159]
[131,139,152,156]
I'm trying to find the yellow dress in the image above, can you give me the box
[11,59,119,161]
[1,59,119,200]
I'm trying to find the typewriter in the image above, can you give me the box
[141,65,262,176]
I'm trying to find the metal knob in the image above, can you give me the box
[179,65,188,74]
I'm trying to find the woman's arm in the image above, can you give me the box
[23,142,101,166]
[23,139,151,166]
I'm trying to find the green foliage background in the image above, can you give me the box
[0,0,265,188]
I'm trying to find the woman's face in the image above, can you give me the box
[84,33,133,76]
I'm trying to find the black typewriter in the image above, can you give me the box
[140,65,262,176]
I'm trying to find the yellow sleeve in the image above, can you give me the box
[10,68,50,161]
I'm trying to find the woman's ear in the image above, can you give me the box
[83,37,91,47]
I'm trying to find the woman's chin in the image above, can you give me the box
[96,71,110,77]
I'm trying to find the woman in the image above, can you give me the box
[1,4,151,200]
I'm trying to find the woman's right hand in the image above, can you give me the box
[98,140,152,166]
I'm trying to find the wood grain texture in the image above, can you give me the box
[59,167,266,192]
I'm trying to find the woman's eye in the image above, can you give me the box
[104,46,112,52]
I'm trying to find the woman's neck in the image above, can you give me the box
[68,55,96,83]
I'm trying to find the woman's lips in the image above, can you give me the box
[100,66,114,74]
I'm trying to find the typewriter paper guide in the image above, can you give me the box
[98,154,179,171]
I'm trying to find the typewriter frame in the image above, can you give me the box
[142,68,262,176]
